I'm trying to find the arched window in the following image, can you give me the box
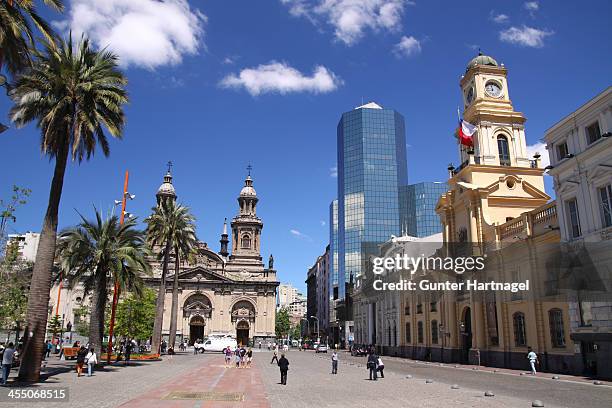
[405,323,411,343]
[513,312,527,346]
[497,135,511,166]
[417,321,424,343]
[549,309,566,347]
[431,320,439,344]
[241,234,251,249]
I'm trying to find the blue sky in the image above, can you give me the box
[1,0,611,293]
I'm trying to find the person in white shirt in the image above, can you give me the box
[85,348,97,377]
[331,350,339,374]
[2,342,15,385]
[527,347,538,375]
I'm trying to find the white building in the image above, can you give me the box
[277,283,305,317]
[544,86,612,378]
[7,232,40,262]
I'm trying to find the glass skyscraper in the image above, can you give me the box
[337,102,408,298]
[402,182,448,238]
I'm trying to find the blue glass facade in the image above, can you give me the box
[337,104,408,299]
[402,182,447,238]
[329,199,339,292]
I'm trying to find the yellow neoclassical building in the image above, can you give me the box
[397,53,579,373]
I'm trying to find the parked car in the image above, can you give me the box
[315,344,328,353]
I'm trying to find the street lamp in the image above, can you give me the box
[310,316,320,343]
[107,170,134,363]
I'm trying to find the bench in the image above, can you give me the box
[63,347,80,359]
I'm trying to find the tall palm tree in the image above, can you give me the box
[0,0,64,75]
[168,211,197,348]
[10,36,128,381]
[145,201,197,353]
[56,211,151,356]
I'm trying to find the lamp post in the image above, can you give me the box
[310,316,320,343]
[107,170,135,363]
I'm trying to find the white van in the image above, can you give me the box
[202,336,237,352]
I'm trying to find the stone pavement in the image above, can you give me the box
[2,349,611,408]
[259,350,558,408]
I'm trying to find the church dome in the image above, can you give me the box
[466,52,498,71]
[240,176,257,197]
[157,172,176,197]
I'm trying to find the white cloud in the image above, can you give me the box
[219,61,342,96]
[57,0,206,69]
[499,25,553,48]
[524,1,539,12]
[290,229,312,240]
[330,166,338,177]
[491,13,509,24]
[526,142,550,169]
[393,35,421,58]
[281,0,413,46]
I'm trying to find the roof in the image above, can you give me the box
[355,101,383,110]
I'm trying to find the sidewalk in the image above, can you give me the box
[334,350,612,386]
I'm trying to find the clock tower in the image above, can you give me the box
[459,52,531,168]
[437,52,549,248]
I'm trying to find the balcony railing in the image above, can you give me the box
[496,202,558,242]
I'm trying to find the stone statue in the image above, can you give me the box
[268,254,274,269]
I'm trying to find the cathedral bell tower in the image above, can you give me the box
[229,173,264,267]
[437,53,549,250]
[156,162,177,208]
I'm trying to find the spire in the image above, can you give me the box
[219,217,229,257]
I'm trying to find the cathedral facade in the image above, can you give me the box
[149,171,279,346]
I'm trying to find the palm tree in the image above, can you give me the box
[0,0,63,75]
[168,211,197,348]
[145,201,197,353]
[56,211,150,357]
[10,36,128,381]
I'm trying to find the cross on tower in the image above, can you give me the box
[247,164,252,176]
[167,161,173,173]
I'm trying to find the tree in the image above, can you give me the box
[275,307,291,339]
[145,201,196,352]
[73,305,89,337]
[290,324,301,340]
[46,314,62,340]
[108,288,156,343]
[0,0,63,75]
[10,35,128,381]
[56,210,150,357]
[0,185,31,250]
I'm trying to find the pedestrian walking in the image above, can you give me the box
[239,346,247,368]
[367,351,378,381]
[224,346,232,367]
[270,346,279,364]
[278,353,289,385]
[377,356,385,378]
[331,350,338,374]
[258,341,262,349]
[1,342,15,385]
[234,349,241,368]
[527,347,538,375]
[43,340,52,360]
[124,341,132,366]
[246,348,253,368]
[85,348,97,377]
[76,346,87,377]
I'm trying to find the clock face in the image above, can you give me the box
[465,86,474,104]
[485,81,502,97]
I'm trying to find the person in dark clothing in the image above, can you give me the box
[367,351,378,381]
[270,346,279,364]
[278,354,289,385]
[76,346,88,377]
[124,341,132,366]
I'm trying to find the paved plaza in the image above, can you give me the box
[1,350,611,408]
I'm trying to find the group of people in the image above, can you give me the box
[223,346,253,368]
[75,345,97,377]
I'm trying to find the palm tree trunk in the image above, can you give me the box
[88,268,107,357]
[168,249,180,348]
[17,141,69,382]
[151,240,170,354]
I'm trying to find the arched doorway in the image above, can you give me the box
[236,320,250,346]
[461,307,472,363]
[189,315,205,345]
